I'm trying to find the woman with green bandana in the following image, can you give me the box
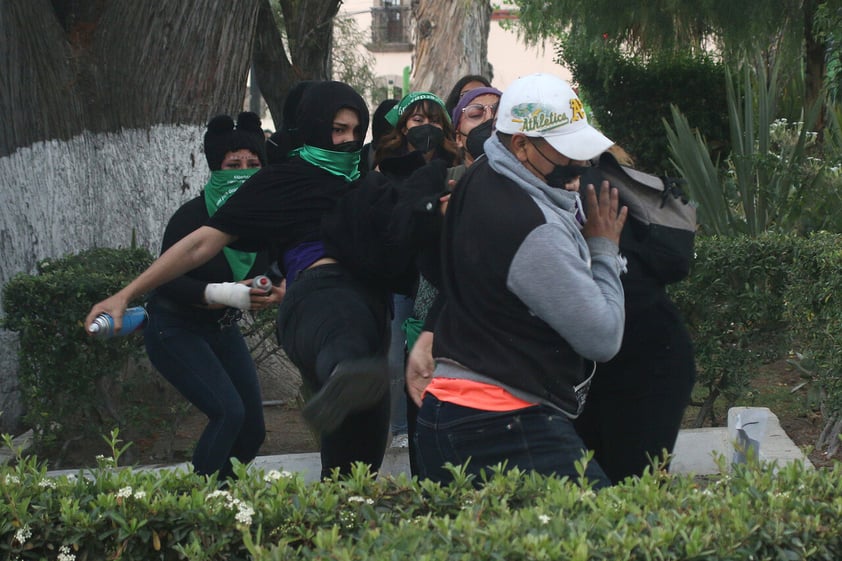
[374,91,459,170]
[365,92,458,451]
[87,82,406,479]
[143,112,283,480]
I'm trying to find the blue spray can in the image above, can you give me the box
[88,306,149,338]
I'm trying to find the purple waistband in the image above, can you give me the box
[283,241,326,283]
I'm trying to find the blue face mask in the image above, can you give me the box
[298,144,362,182]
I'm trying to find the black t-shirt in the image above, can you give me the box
[207,157,348,257]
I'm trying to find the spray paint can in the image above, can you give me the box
[88,306,149,338]
[252,275,272,294]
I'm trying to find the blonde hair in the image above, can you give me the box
[607,144,635,167]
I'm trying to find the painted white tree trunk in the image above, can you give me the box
[0,126,207,432]
[0,126,209,293]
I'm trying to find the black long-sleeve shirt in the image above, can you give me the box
[150,194,271,322]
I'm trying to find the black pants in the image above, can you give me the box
[277,264,390,478]
[575,301,696,484]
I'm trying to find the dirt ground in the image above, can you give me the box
[743,358,837,470]
[22,355,840,471]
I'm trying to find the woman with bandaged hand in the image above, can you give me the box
[142,112,283,480]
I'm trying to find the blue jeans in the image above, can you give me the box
[143,302,266,479]
[414,394,610,488]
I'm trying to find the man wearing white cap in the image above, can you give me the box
[410,73,628,488]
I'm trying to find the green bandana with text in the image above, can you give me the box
[203,168,259,281]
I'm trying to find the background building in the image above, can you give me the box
[342,0,570,99]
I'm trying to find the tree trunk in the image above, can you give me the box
[409,0,493,97]
[1,0,261,155]
[93,0,261,130]
[0,0,86,154]
[1,0,266,303]
[253,0,341,130]
[0,0,262,433]
[802,0,826,134]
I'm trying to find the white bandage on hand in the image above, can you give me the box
[204,282,252,310]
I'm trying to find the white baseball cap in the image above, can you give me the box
[495,73,613,161]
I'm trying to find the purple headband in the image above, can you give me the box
[452,86,504,127]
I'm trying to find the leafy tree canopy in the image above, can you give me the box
[510,0,806,61]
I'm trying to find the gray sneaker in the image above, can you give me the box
[301,357,389,433]
[390,433,409,448]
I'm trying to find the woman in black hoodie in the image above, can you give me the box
[87,82,398,479]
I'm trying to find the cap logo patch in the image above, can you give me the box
[510,103,571,133]
[569,98,585,122]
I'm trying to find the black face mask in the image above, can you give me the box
[545,164,590,189]
[530,140,588,188]
[333,140,363,153]
[465,119,493,160]
[406,124,445,153]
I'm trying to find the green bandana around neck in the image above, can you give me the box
[203,168,260,281]
[298,145,361,182]
[385,92,450,126]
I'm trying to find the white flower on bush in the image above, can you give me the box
[133,490,146,500]
[207,489,233,505]
[96,455,116,467]
[538,514,551,525]
[613,499,633,512]
[340,511,356,526]
[235,502,255,525]
[347,495,374,505]
[264,469,293,482]
[38,478,56,489]
[5,474,21,485]
[14,524,31,545]
[206,489,254,525]
[58,545,76,561]
[117,486,133,499]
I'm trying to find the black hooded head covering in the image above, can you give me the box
[266,80,319,164]
[203,112,266,170]
[371,98,399,148]
[296,81,370,150]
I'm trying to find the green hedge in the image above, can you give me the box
[2,247,154,449]
[783,232,842,416]
[5,234,842,454]
[557,44,729,172]
[671,232,842,429]
[1,447,839,560]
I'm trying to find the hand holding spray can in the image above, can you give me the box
[251,275,272,294]
[88,306,149,338]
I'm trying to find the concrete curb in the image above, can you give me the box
[29,407,813,481]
